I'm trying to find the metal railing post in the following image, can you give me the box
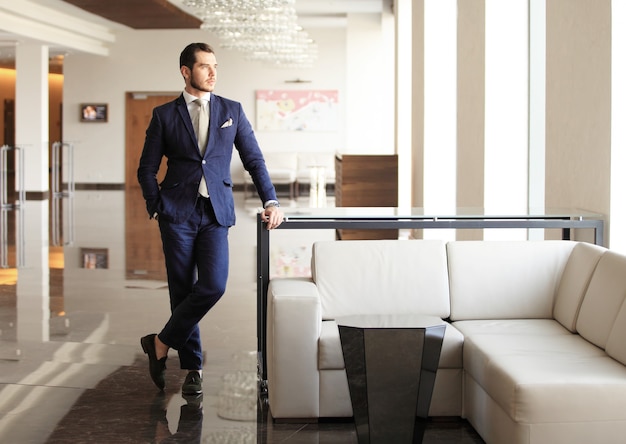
[0,145,25,267]
[1,145,24,209]
[51,142,75,246]
[51,142,74,198]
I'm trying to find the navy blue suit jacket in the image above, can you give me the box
[137,93,277,226]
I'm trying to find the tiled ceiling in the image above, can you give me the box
[61,0,202,29]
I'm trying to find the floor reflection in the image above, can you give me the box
[0,189,483,443]
[125,185,167,281]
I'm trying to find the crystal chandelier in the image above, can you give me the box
[181,0,317,67]
[244,30,318,68]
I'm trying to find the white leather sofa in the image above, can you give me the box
[266,239,626,444]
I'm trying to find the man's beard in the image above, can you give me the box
[191,76,212,93]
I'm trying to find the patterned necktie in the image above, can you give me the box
[194,99,209,197]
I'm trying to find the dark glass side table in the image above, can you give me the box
[336,314,446,444]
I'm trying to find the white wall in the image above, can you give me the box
[611,0,626,253]
[62,22,392,185]
[344,13,395,154]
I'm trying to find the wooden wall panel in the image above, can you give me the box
[335,154,398,240]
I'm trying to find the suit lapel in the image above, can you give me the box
[206,95,224,156]
[175,95,198,150]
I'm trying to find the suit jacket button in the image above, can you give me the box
[202,160,206,164]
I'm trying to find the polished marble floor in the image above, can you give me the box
[0,189,484,443]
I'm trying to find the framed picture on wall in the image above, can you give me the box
[256,90,338,132]
[80,247,109,269]
[80,103,108,122]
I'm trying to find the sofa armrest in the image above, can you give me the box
[266,277,322,419]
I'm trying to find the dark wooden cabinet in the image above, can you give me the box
[335,154,398,240]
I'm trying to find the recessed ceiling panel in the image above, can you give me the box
[62,0,202,29]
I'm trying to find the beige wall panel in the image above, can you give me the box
[408,0,425,240]
[457,0,485,241]
[545,0,611,243]
[411,0,425,209]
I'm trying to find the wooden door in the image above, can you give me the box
[125,93,177,281]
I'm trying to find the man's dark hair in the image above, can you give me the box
[180,43,214,70]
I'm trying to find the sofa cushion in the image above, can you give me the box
[606,285,626,366]
[462,327,626,423]
[448,241,575,321]
[553,242,606,332]
[577,251,626,350]
[319,318,463,370]
[453,319,574,337]
[312,240,450,319]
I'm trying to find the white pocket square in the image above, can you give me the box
[221,118,233,128]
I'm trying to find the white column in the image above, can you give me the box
[17,200,50,342]
[484,0,529,240]
[611,0,626,252]
[423,0,457,240]
[395,0,413,210]
[15,43,49,193]
[528,0,546,240]
[345,13,391,155]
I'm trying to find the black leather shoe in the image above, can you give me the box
[141,334,167,390]
[182,371,203,396]
[183,393,203,412]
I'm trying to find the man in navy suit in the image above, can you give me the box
[138,43,284,396]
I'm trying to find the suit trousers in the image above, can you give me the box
[157,196,229,370]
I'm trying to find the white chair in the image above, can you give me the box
[244,152,298,200]
[295,152,336,197]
